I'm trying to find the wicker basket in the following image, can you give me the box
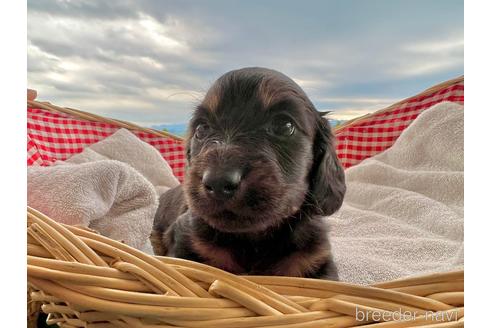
[27,78,464,327]
[28,207,463,328]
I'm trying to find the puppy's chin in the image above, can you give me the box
[199,210,281,233]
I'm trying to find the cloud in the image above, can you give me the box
[27,0,463,124]
[387,35,464,78]
[327,108,376,121]
[318,97,399,121]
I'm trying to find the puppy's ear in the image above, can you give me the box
[306,114,346,216]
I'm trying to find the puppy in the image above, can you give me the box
[151,67,345,279]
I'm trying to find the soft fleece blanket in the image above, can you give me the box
[326,102,464,284]
[27,129,179,252]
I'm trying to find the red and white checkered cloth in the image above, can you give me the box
[334,78,464,168]
[27,77,463,181]
[27,107,186,181]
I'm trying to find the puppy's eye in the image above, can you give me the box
[194,124,210,140]
[269,119,296,137]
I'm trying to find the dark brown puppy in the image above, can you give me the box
[151,67,345,279]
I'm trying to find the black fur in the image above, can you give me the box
[151,67,345,279]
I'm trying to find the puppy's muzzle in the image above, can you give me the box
[202,168,242,200]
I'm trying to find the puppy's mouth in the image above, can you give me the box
[184,165,306,233]
[185,178,285,233]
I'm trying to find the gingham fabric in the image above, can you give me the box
[27,134,44,166]
[27,77,463,181]
[334,79,464,168]
[27,107,186,181]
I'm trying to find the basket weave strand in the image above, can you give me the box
[27,207,464,327]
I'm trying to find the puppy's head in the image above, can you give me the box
[184,67,345,233]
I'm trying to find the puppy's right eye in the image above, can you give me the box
[194,124,210,140]
[268,118,296,137]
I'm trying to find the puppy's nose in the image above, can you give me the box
[202,169,242,199]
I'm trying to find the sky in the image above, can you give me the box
[27,0,464,126]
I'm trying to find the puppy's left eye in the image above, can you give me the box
[269,119,296,137]
[194,124,210,140]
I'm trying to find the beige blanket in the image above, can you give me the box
[326,102,464,284]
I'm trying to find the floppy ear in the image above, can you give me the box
[306,114,346,216]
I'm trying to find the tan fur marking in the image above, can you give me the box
[149,230,165,255]
[258,77,304,110]
[272,248,331,277]
[258,78,282,109]
[201,83,222,112]
[190,235,244,273]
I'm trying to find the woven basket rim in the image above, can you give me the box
[332,75,464,132]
